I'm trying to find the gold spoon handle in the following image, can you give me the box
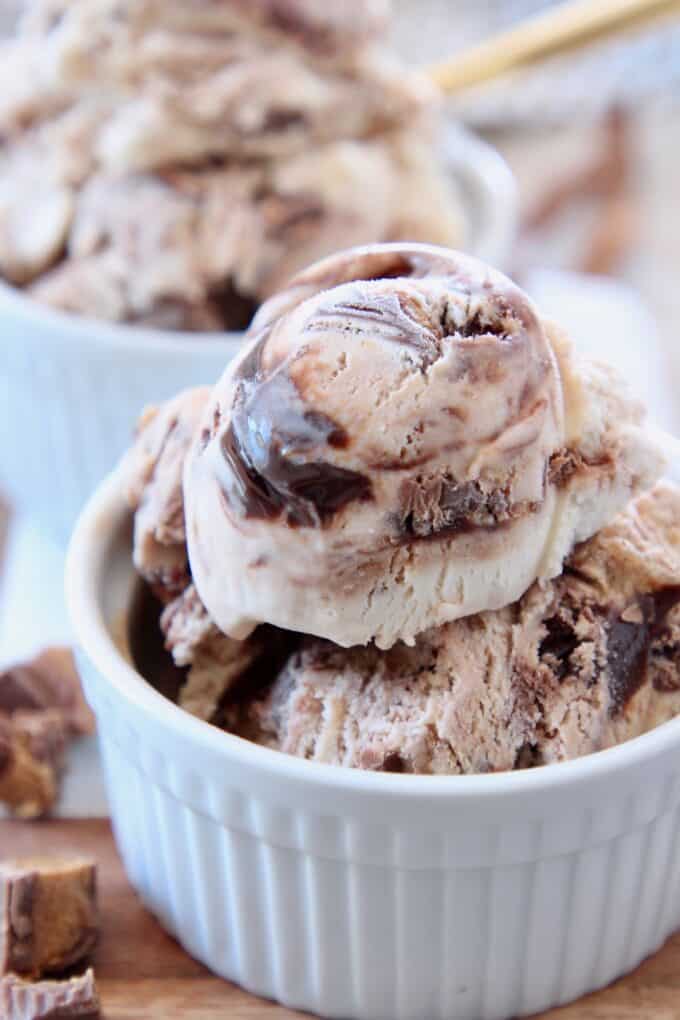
[430,0,680,94]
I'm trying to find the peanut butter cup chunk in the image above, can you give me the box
[0,647,94,818]
[0,713,66,819]
[0,968,100,1019]
[0,859,98,978]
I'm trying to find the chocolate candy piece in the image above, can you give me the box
[0,649,95,738]
[0,968,100,1019]
[0,647,95,818]
[0,713,66,819]
[0,859,98,978]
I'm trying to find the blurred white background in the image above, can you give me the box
[0,0,676,417]
[392,0,680,123]
[390,0,680,430]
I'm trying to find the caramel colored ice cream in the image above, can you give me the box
[183,244,665,648]
[0,857,98,976]
[0,0,463,329]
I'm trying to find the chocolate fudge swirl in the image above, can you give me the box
[207,243,558,533]
[184,242,663,649]
[220,355,373,527]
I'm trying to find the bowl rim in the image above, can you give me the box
[0,123,517,356]
[66,468,680,802]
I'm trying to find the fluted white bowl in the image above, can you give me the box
[67,470,680,1020]
[0,293,242,543]
[0,124,516,546]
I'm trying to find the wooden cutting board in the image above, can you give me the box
[2,819,680,1019]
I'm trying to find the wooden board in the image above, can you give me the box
[2,819,680,1019]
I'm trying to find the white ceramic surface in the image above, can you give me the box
[67,471,680,1020]
[0,294,242,544]
[0,124,516,547]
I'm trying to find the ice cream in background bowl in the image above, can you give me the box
[68,242,680,1020]
[0,0,476,329]
[0,0,516,544]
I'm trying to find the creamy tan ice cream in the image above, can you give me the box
[0,0,463,328]
[226,483,680,772]
[120,291,678,770]
[183,244,665,648]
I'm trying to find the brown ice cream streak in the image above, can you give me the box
[184,243,663,649]
[218,357,373,529]
[121,392,303,719]
[216,246,551,533]
[21,0,390,66]
[128,578,303,724]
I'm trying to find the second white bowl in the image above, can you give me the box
[0,298,241,543]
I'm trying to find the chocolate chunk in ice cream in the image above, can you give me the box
[220,368,373,527]
[0,713,67,819]
[606,597,656,714]
[129,580,301,723]
[396,476,537,540]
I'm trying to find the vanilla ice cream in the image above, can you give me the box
[183,244,665,648]
[0,0,464,329]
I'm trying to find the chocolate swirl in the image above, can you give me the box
[184,243,578,647]
[206,244,555,534]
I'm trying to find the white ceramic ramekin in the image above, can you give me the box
[0,294,242,544]
[0,124,516,546]
[67,470,680,1020]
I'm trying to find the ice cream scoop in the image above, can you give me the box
[1,0,462,329]
[226,483,680,772]
[184,243,666,648]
